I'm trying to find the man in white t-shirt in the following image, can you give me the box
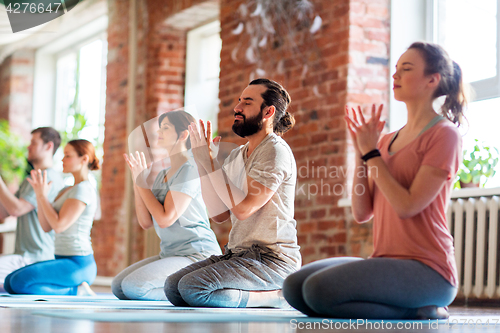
[165,78,301,308]
[0,127,64,286]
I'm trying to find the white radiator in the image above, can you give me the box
[447,195,500,299]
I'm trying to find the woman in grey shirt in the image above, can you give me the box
[112,110,221,301]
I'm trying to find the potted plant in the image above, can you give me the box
[0,120,28,188]
[455,139,499,188]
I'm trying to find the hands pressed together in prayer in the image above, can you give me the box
[188,120,221,173]
[124,151,149,184]
[344,104,386,158]
[26,169,53,198]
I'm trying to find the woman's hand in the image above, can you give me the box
[344,104,386,156]
[123,151,148,183]
[189,120,221,173]
[26,169,52,198]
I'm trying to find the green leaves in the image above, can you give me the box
[455,139,499,188]
[0,120,27,185]
[61,51,88,146]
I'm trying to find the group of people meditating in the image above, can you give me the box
[0,41,466,319]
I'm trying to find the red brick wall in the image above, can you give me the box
[146,25,186,116]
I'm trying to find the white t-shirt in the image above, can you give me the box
[52,180,97,256]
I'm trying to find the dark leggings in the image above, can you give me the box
[282,257,457,319]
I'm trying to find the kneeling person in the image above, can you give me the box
[165,78,301,308]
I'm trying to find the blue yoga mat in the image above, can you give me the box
[33,310,311,323]
[33,309,444,327]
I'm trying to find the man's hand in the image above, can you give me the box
[189,120,221,173]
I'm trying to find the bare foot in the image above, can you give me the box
[416,305,449,319]
[77,281,97,296]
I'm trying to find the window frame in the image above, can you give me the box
[427,0,500,101]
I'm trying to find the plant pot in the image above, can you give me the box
[460,181,480,188]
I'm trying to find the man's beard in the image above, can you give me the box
[232,110,264,138]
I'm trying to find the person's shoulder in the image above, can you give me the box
[263,133,292,151]
[45,168,64,184]
[224,143,247,163]
[177,159,199,177]
[74,181,96,195]
[75,181,97,204]
[258,134,294,161]
[432,119,461,140]
[379,131,396,145]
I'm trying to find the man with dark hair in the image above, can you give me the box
[165,78,300,308]
[31,127,62,156]
[0,127,64,286]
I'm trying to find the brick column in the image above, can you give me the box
[95,0,132,276]
[0,49,35,142]
[345,0,390,258]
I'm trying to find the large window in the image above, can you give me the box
[54,36,107,193]
[55,37,107,156]
[184,20,222,133]
[432,0,500,187]
[434,0,499,100]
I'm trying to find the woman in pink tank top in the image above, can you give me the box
[283,42,468,319]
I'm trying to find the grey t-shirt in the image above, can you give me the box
[14,168,64,262]
[151,158,222,259]
[52,180,97,256]
[223,133,301,268]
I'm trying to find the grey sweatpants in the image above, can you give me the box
[111,255,202,300]
[164,245,296,308]
[282,257,457,318]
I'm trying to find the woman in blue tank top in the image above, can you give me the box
[111,110,222,301]
[5,139,99,295]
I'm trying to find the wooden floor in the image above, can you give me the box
[1,289,500,333]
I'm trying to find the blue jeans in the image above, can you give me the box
[4,254,97,295]
[282,257,457,319]
[164,245,296,308]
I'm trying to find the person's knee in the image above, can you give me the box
[111,276,127,300]
[164,273,187,306]
[3,274,15,294]
[282,271,303,305]
[302,274,338,313]
[122,273,161,300]
[177,273,210,307]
